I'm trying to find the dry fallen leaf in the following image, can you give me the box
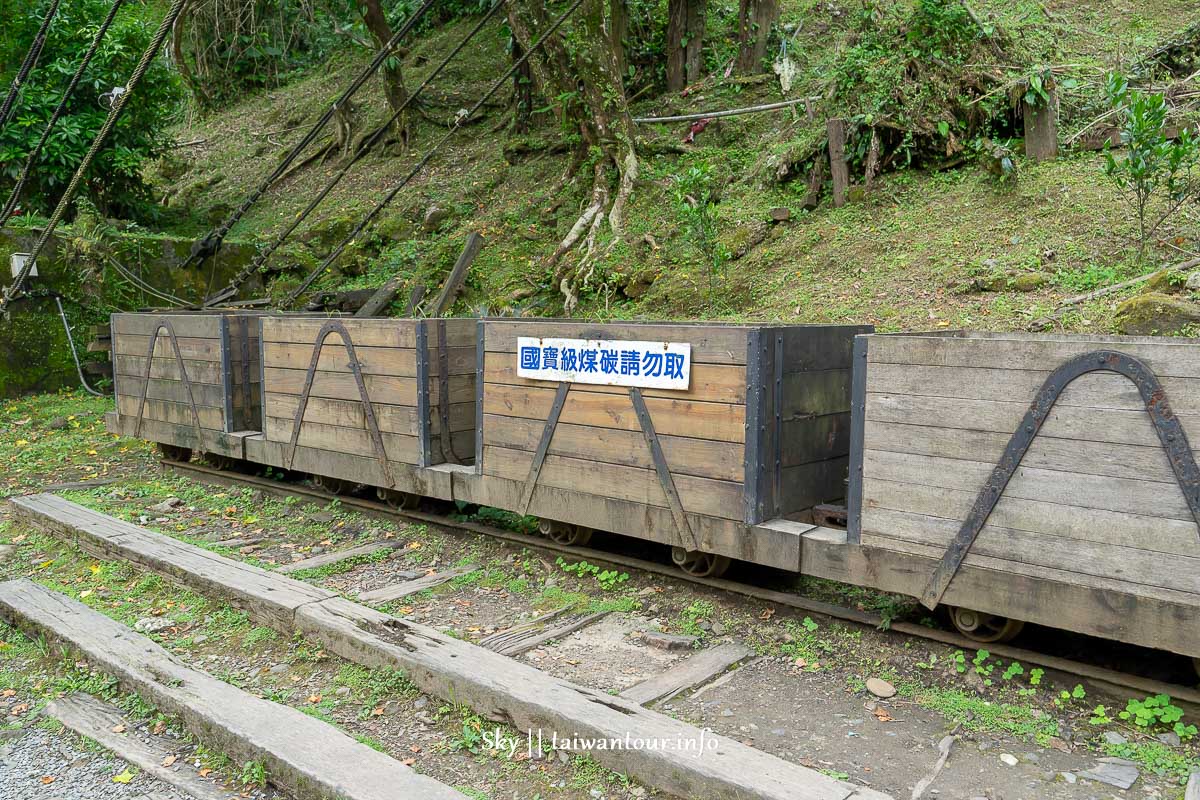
[409,745,421,753]
[371,706,385,716]
[162,754,177,767]
[40,776,55,785]
[759,608,776,620]
[198,768,212,778]
[10,703,29,716]
[402,758,416,766]
[872,707,894,723]
[111,724,126,733]
[112,770,134,784]
[1,689,15,698]
[307,694,322,704]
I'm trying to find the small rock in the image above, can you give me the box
[147,497,183,513]
[720,709,734,717]
[335,687,351,697]
[865,677,896,699]
[134,617,176,634]
[697,621,711,632]
[422,205,450,232]
[1114,292,1200,336]
[45,416,68,430]
[269,663,291,675]
[1000,753,1019,766]
[1186,271,1200,291]
[1021,752,1040,764]
[1102,731,1128,746]
[1011,272,1049,292]
[1057,772,1077,784]
[413,697,428,709]
[557,749,569,764]
[191,634,208,645]
[1156,731,1180,747]
[769,207,791,223]
[710,622,727,636]
[640,631,697,651]
[311,512,335,524]
[589,789,603,799]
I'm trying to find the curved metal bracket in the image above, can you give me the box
[132,317,204,449]
[283,319,394,488]
[921,348,1200,609]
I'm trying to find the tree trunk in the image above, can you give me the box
[359,0,409,144]
[736,0,779,74]
[610,0,628,80]
[508,0,639,312]
[512,39,533,133]
[666,0,705,92]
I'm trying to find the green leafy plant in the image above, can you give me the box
[1029,668,1044,686]
[1119,694,1196,739]
[1089,705,1113,725]
[556,557,629,591]
[1102,73,1200,260]
[951,649,967,674]
[671,164,730,307]
[239,759,267,788]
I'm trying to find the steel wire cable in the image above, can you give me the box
[1,0,62,130]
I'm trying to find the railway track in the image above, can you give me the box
[162,458,1200,711]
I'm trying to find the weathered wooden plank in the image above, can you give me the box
[47,693,238,800]
[484,383,745,443]
[780,413,851,468]
[113,334,229,362]
[867,331,1200,377]
[277,541,400,574]
[245,437,456,499]
[484,320,751,365]
[114,354,229,385]
[483,611,609,657]
[106,412,245,458]
[779,369,853,418]
[265,393,475,436]
[14,494,889,800]
[263,417,467,465]
[863,448,1197,522]
[865,391,1200,448]
[863,419,1191,485]
[263,342,475,377]
[429,232,484,315]
[112,313,224,338]
[799,527,1200,659]
[482,444,745,520]
[454,471,801,571]
[483,358,749,404]
[116,395,226,431]
[0,580,467,800]
[861,506,1200,595]
[261,317,476,348]
[863,476,1200,558]
[115,377,232,410]
[264,367,474,405]
[482,413,744,482]
[778,457,850,510]
[778,325,871,372]
[357,565,478,603]
[866,363,1200,413]
[620,643,755,705]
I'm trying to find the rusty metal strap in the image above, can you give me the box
[920,349,1200,609]
[518,382,569,515]
[435,318,461,464]
[238,315,252,428]
[133,318,203,450]
[283,319,394,488]
[629,387,700,553]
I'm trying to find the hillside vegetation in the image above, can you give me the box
[8,0,1200,337]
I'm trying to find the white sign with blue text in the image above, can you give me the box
[516,336,692,391]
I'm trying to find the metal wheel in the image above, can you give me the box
[313,474,351,495]
[949,606,1025,644]
[538,520,593,547]
[156,443,192,462]
[203,453,236,471]
[670,547,731,579]
[376,487,420,510]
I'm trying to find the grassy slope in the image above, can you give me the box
[152,0,1200,331]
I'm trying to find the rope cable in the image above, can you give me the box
[1,0,62,130]
[281,0,586,308]
[54,295,103,396]
[1,0,127,227]
[105,254,191,306]
[180,0,439,275]
[0,0,189,317]
[206,0,509,306]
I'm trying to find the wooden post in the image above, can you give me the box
[356,275,406,318]
[404,284,426,316]
[429,232,485,316]
[827,118,849,208]
[1023,81,1058,163]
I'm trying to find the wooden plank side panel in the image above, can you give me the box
[111,313,224,338]
[113,334,233,363]
[481,445,745,521]
[262,417,471,466]
[483,383,745,443]
[114,355,229,386]
[117,377,259,412]
[482,413,744,482]
[261,317,475,348]
[779,325,871,373]
[483,320,751,365]
[780,369,852,418]
[262,342,475,377]
[263,368,473,405]
[265,393,473,437]
[116,395,225,431]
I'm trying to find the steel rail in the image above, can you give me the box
[160,458,1200,711]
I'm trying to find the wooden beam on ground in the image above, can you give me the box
[276,541,398,574]
[428,232,484,316]
[357,564,477,603]
[355,274,407,318]
[11,493,892,800]
[0,579,467,800]
[480,610,609,657]
[47,693,238,800]
[620,643,754,705]
[827,118,849,208]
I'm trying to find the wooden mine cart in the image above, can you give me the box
[468,319,871,575]
[846,330,1200,658]
[107,312,260,461]
[248,316,476,503]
